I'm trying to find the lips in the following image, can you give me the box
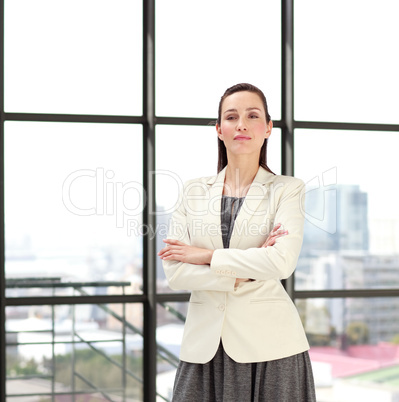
[234,135,251,141]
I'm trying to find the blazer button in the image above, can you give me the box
[218,304,225,311]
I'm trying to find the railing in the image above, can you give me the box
[5,278,182,402]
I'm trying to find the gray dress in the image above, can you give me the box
[172,196,316,402]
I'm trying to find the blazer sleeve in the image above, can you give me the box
[162,184,236,292]
[210,178,305,281]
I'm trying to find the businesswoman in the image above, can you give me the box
[158,83,316,401]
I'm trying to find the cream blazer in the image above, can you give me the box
[162,166,310,364]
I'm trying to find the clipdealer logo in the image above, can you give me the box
[62,168,184,229]
[302,167,337,235]
[62,167,338,235]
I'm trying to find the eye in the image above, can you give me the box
[226,115,237,120]
[249,114,259,119]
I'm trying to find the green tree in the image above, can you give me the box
[346,321,369,345]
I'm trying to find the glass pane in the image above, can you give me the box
[156,0,281,119]
[155,125,216,292]
[299,297,399,402]
[6,303,143,400]
[294,0,399,124]
[5,122,143,297]
[155,126,281,292]
[4,0,142,115]
[157,302,187,400]
[295,130,399,290]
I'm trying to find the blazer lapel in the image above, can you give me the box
[204,168,226,250]
[229,167,275,249]
[202,167,275,250]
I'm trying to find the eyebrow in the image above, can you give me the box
[223,107,262,114]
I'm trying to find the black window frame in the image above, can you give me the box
[2,1,399,401]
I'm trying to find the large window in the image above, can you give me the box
[295,130,399,290]
[5,0,143,115]
[155,0,282,119]
[5,122,144,297]
[1,1,399,401]
[293,1,399,400]
[294,0,399,124]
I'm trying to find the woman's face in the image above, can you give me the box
[216,91,272,158]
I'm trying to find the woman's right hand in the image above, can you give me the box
[261,223,288,248]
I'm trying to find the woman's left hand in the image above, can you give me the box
[158,239,214,265]
[261,223,288,248]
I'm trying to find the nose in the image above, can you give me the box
[236,117,247,131]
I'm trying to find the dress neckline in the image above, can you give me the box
[222,195,245,200]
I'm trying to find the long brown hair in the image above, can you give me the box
[216,83,274,174]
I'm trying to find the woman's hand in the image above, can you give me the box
[158,239,214,265]
[235,278,251,287]
[261,223,288,248]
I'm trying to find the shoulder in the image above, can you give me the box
[183,174,216,187]
[179,174,219,198]
[265,173,305,202]
[257,166,304,189]
[183,168,225,189]
[271,174,304,188]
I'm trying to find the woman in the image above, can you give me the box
[158,83,316,401]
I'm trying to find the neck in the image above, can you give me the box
[223,155,260,197]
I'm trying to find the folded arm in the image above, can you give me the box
[159,225,287,287]
[210,179,305,281]
[159,178,305,290]
[159,189,235,292]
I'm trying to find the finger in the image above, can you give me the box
[261,239,275,248]
[163,238,184,246]
[161,253,184,262]
[270,228,280,236]
[157,246,170,256]
[275,230,288,236]
[270,229,288,237]
[158,244,182,255]
[159,252,176,260]
[160,248,185,259]
[160,248,174,258]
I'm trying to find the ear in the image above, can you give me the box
[265,120,273,139]
[216,123,223,140]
